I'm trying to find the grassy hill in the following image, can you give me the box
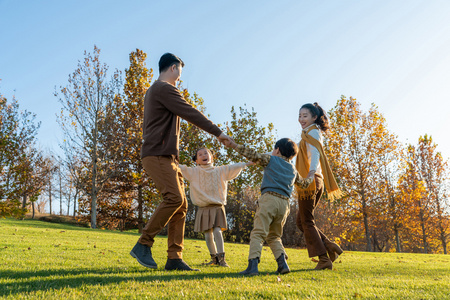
[1,218,449,299]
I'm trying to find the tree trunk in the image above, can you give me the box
[59,168,62,215]
[67,193,70,216]
[418,203,428,254]
[32,202,35,219]
[91,163,97,229]
[22,194,27,210]
[441,231,447,255]
[362,195,371,252]
[438,216,447,254]
[435,198,447,254]
[91,114,98,229]
[49,181,52,215]
[394,224,401,252]
[73,187,78,217]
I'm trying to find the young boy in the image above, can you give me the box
[226,138,312,275]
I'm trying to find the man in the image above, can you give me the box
[130,53,232,271]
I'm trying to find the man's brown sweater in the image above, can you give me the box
[141,80,222,159]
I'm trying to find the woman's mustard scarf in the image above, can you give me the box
[296,124,343,201]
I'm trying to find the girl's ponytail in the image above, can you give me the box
[313,102,330,133]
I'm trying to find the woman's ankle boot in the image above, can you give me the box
[324,240,344,262]
[314,254,332,270]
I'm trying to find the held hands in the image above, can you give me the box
[299,170,316,189]
[307,170,316,179]
[218,133,237,149]
[298,177,314,189]
[218,133,233,146]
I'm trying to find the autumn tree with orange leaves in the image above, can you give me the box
[407,135,449,253]
[104,49,158,231]
[325,96,400,251]
[177,86,276,243]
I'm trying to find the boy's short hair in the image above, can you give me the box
[275,138,298,160]
[159,53,185,73]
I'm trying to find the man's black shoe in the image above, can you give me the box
[164,259,200,271]
[130,242,157,269]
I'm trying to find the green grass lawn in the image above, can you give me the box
[1,218,449,299]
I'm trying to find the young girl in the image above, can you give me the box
[296,102,344,270]
[179,147,251,267]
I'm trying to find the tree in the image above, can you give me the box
[380,151,406,252]
[177,90,276,243]
[55,45,123,228]
[111,49,154,232]
[221,105,276,243]
[397,152,428,253]
[0,92,42,218]
[325,96,398,251]
[416,135,449,254]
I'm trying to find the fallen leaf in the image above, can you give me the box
[311,258,319,263]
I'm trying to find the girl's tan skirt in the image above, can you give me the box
[194,204,227,232]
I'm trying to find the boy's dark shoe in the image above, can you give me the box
[276,253,290,274]
[239,258,259,275]
[165,258,200,271]
[130,242,157,269]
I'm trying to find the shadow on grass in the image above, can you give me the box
[0,267,277,296]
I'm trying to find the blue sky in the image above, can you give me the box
[1,0,450,161]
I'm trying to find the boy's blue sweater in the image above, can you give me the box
[261,156,296,198]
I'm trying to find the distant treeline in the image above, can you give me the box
[1,46,448,254]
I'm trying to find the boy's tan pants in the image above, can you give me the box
[248,192,290,260]
[138,155,187,259]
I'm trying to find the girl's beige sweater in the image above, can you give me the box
[179,163,246,207]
